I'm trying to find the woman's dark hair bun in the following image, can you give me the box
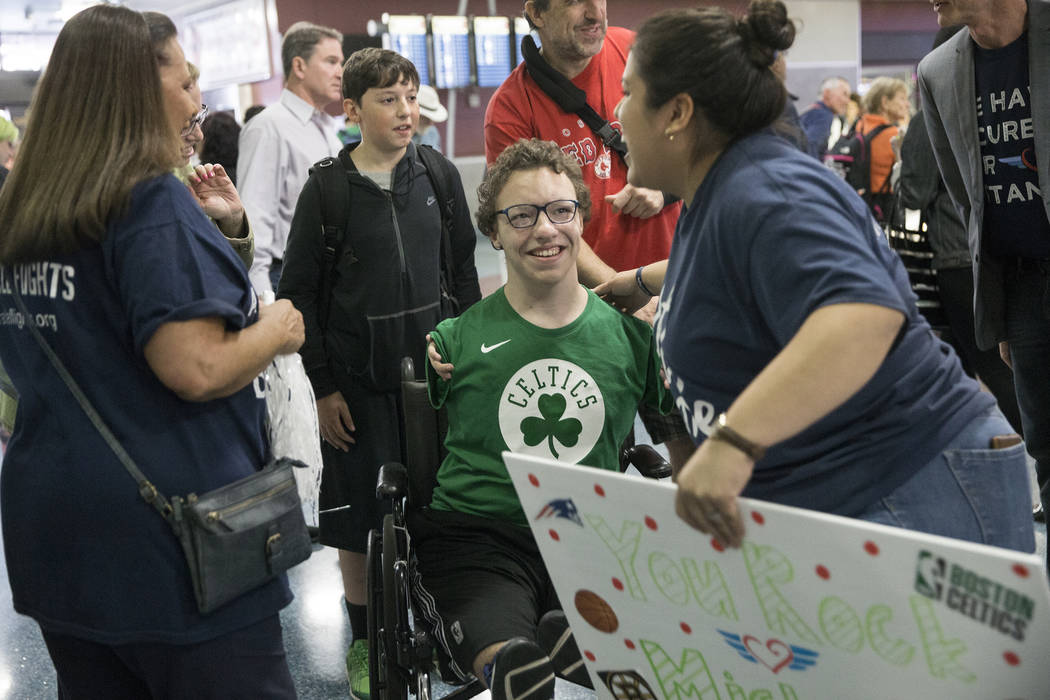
[738,0,796,67]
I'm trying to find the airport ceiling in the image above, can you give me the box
[2,0,201,33]
[0,0,925,35]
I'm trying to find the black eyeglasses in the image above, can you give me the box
[186,104,208,131]
[497,199,579,229]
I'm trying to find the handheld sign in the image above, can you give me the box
[505,452,1048,700]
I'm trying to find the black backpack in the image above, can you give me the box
[310,144,461,331]
[824,124,892,194]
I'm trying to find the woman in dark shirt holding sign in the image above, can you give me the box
[0,6,302,696]
[597,0,1034,553]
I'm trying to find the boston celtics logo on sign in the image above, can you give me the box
[499,359,605,463]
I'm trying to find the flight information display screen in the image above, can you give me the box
[431,15,471,89]
[472,16,512,87]
[383,14,431,86]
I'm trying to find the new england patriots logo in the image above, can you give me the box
[535,498,583,526]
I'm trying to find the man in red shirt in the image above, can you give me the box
[485,0,692,468]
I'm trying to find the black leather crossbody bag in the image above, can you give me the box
[13,288,311,614]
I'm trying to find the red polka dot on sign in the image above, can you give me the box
[612,577,624,591]
[594,484,605,497]
[624,639,635,650]
[680,622,692,634]
[549,529,560,541]
[528,474,539,487]
[1003,651,1020,667]
[645,516,658,531]
[711,538,725,552]
[816,565,830,580]
[1012,563,1030,578]
[864,541,880,556]
[584,651,596,662]
[751,511,765,525]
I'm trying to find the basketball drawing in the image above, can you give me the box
[574,589,619,633]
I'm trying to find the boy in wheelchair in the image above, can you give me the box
[414,138,670,700]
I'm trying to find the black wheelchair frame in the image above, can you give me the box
[365,358,672,700]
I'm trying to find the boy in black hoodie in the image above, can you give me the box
[278,48,480,700]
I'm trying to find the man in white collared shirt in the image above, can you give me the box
[239,21,344,294]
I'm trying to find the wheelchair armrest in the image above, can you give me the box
[377,462,409,500]
[621,444,672,480]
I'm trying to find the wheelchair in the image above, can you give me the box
[366,358,672,700]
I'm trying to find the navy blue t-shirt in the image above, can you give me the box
[0,174,291,644]
[654,132,993,517]
[973,33,1050,258]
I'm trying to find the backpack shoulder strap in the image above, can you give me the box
[416,144,461,314]
[311,150,352,332]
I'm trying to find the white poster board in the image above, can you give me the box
[505,453,1049,700]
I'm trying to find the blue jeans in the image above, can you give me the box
[856,407,1035,554]
[1004,262,1050,535]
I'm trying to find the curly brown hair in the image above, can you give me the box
[476,138,591,236]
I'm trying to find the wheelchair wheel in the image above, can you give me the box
[381,514,409,700]
[366,529,385,699]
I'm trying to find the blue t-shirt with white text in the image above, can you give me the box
[974,33,1050,258]
[0,174,291,644]
[654,132,993,516]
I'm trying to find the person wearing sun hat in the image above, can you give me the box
[413,83,448,152]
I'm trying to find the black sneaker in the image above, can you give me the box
[489,637,555,700]
[536,610,593,689]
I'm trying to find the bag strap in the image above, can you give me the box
[11,286,177,524]
[521,35,627,161]
[416,144,460,315]
[313,150,353,333]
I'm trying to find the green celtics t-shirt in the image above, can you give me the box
[426,287,670,526]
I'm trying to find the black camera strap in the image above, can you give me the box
[521,35,627,161]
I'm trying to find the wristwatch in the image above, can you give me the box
[708,413,766,461]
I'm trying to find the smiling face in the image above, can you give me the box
[344,75,419,156]
[298,37,344,108]
[529,0,608,69]
[491,167,582,292]
[157,38,198,142]
[180,78,203,162]
[616,51,668,193]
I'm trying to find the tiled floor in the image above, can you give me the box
[0,234,1047,699]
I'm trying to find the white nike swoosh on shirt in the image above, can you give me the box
[480,339,512,353]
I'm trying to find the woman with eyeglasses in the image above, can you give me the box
[145,14,254,270]
[0,6,303,696]
[595,0,1034,555]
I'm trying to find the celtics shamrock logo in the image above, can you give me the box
[500,359,605,464]
[520,393,583,458]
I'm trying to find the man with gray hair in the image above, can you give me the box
[799,76,851,160]
[239,21,344,295]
